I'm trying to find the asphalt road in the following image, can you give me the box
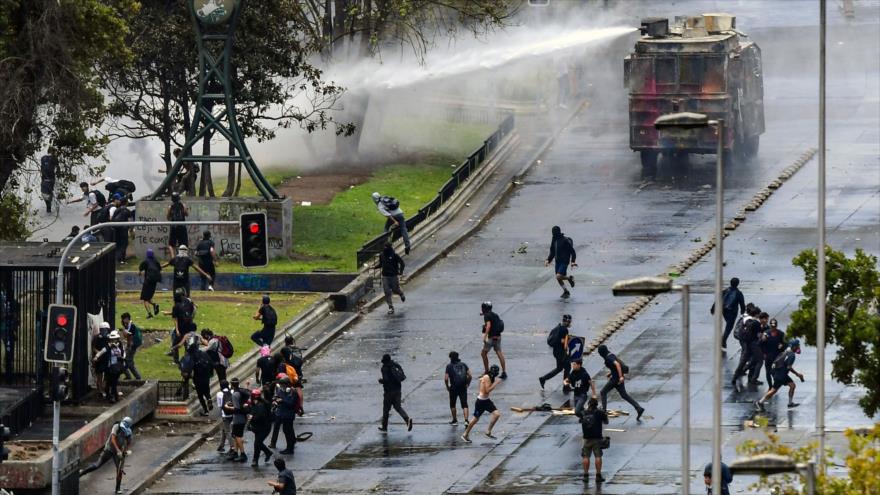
[143,2,879,494]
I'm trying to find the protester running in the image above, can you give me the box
[378,242,406,315]
[378,354,413,432]
[195,230,217,291]
[597,345,644,420]
[68,181,105,225]
[759,318,786,388]
[711,277,746,350]
[755,339,805,411]
[120,312,142,380]
[138,248,162,319]
[371,191,411,254]
[545,225,577,299]
[444,351,472,425]
[566,358,596,416]
[461,365,503,443]
[539,313,572,392]
[480,301,507,379]
[731,306,763,388]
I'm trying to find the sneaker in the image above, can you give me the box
[569,275,575,287]
[561,290,571,299]
[208,285,215,292]
[236,454,248,463]
[279,449,294,455]
[754,400,765,411]
[387,307,395,315]
[153,303,160,314]
[407,418,414,431]
[146,313,153,319]
[405,246,411,255]
[460,434,471,443]
[449,419,458,425]
[582,473,590,483]
[484,431,496,439]
[787,402,800,408]
[749,380,764,385]
[596,473,605,483]
[264,452,272,464]
[636,407,645,421]
[730,377,739,388]
[400,293,406,302]
[500,371,507,380]
[251,461,258,467]
[198,410,209,417]
[539,377,546,389]
[378,427,388,432]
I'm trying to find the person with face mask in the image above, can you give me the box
[539,314,573,392]
[80,416,134,494]
[755,339,806,411]
[545,225,577,299]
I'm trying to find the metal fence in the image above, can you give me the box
[158,380,189,402]
[356,114,515,267]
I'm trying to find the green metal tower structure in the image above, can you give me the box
[149,0,281,200]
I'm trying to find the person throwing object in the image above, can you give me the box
[372,192,411,254]
[79,416,134,494]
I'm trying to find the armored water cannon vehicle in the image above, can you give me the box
[624,13,765,175]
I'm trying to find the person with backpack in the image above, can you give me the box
[191,344,215,416]
[92,176,136,203]
[79,416,134,493]
[711,277,747,350]
[580,397,609,484]
[272,375,301,455]
[110,194,132,263]
[539,314,572,392]
[280,335,304,382]
[247,388,275,466]
[378,354,413,432]
[256,345,278,387]
[566,359,596,417]
[39,149,58,213]
[444,351,472,425]
[68,181,105,225]
[166,191,189,257]
[93,197,115,242]
[195,231,217,291]
[163,244,212,297]
[461,365,504,443]
[731,306,764,388]
[201,328,230,381]
[372,191,411,255]
[545,226,577,299]
[480,301,507,380]
[755,339,805,411]
[225,377,249,462]
[168,289,197,364]
[596,345,645,420]
[378,242,406,315]
[216,380,235,454]
[120,313,142,381]
[251,295,279,346]
[138,249,163,319]
[759,318,786,389]
[97,331,126,404]
[91,322,111,399]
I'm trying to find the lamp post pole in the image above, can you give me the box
[678,283,690,494]
[816,0,827,473]
[711,118,725,495]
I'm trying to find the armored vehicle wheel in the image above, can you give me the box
[640,151,658,178]
[743,135,760,158]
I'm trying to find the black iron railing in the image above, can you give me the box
[356,114,514,267]
[158,380,189,402]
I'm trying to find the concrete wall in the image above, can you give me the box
[116,271,356,293]
[131,197,293,258]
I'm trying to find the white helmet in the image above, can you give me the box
[100,322,111,329]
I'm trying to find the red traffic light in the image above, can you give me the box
[56,314,68,327]
[249,222,260,235]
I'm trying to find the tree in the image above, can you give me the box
[737,421,880,494]
[0,0,138,239]
[787,247,880,417]
[102,0,352,197]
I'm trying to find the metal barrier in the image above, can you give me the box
[158,380,189,402]
[0,388,42,434]
[356,114,515,267]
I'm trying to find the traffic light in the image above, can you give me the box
[52,367,69,402]
[0,423,10,463]
[239,212,268,268]
[44,304,76,364]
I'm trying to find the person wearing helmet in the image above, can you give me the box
[91,322,112,399]
[247,388,274,466]
[461,365,503,443]
[138,248,162,319]
[545,226,577,299]
[80,416,134,494]
[98,330,127,404]
[539,314,573,393]
[195,230,217,291]
[162,244,212,297]
[755,339,805,411]
[166,191,189,257]
[480,302,507,379]
[372,191,411,255]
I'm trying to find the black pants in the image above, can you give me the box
[540,352,570,385]
[271,417,295,451]
[115,228,129,262]
[194,377,211,413]
[80,448,120,476]
[382,389,410,429]
[106,371,121,402]
[252,426,273,461]
[214,364,227,381]
[763,357,777,388]
[734,341,763,382]
[721,311,738,347]
[199,263,215,290]
[600,380,642,413]
[250,327,276,347]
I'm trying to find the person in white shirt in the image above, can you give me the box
[371,192,411,254]
[216,380,234,454]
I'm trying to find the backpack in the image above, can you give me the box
[91,189,107,207]
[772,351,790,370]
[390,361,406,383]
[216,335,234,358]
[616,357,630,375]
[547,326,562,348]
[169,202,186,221]
[580,410,597,429]
[380,196,400,210]
[732,315,747,340]
[449,362,468,388]
[262,306,278,328]
[284,363,299,384]
[722,288,739,312]
[494,316,505,334]
[195,351,214,377]
[106,179,136,194]
[94,204,112,224]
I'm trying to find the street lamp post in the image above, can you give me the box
[612,276,690,494]
[729,453,817,495]
[654,112,724,495]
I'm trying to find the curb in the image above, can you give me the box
[126,432,207,495]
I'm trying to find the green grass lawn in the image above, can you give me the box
[119,291,319,380]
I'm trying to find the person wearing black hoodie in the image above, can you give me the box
[378,242,406,315]
[378,354,413,432]
[247,388,274,467]
[545,226,577,298]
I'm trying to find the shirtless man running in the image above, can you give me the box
[461,364,503,443]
